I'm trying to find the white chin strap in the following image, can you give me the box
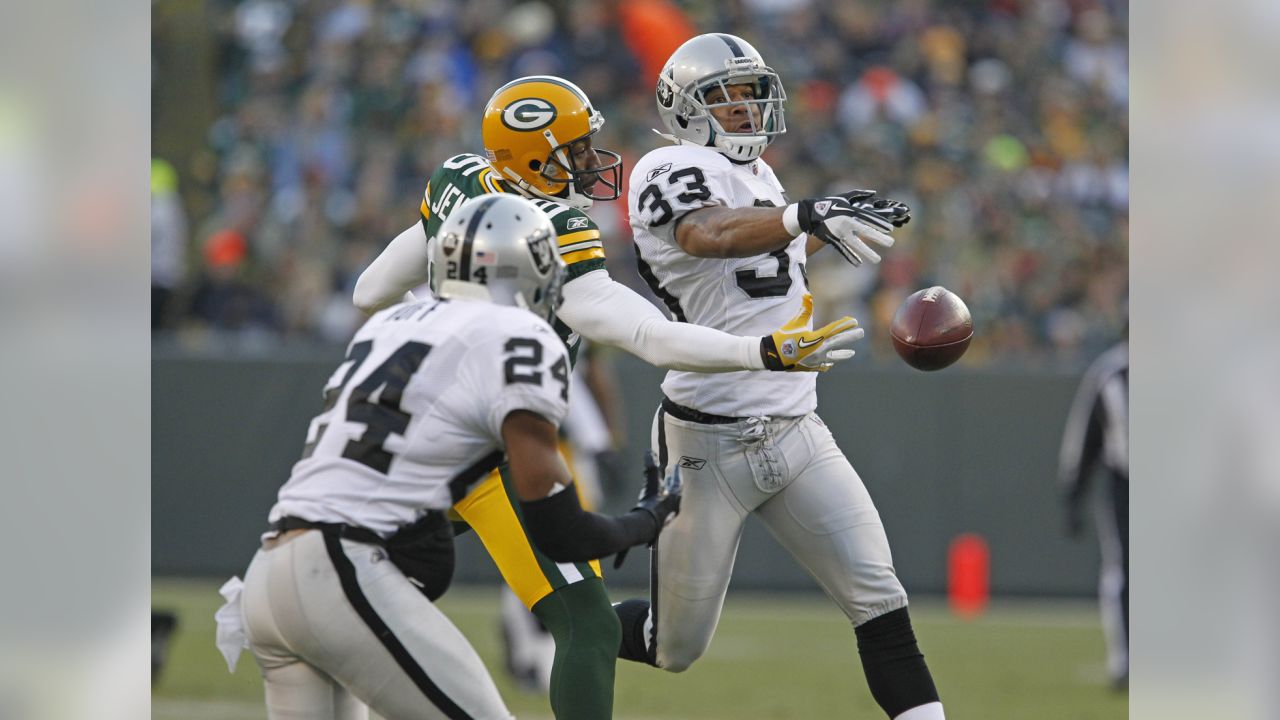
[714,134,769,162]
[653,128,769,162]
[499,167,593,210]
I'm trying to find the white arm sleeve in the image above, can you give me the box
[557,270,765,372]
[353,223,431,313]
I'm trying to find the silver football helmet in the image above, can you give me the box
[655,33,787,162]
[430,195,566,322]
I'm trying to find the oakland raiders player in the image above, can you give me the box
[352,76,864,719]
[229,195,680,720]
[613,34,946,720]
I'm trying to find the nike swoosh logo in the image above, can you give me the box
[797,336,823,349]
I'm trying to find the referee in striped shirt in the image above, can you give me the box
[1059,338,1129,691]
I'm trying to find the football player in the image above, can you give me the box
[353,75,865,718]
[611,34,946,720]
[227,195,681,720]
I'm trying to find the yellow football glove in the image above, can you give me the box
[760,293,865,372]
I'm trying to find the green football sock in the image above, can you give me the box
[531,578,622,719]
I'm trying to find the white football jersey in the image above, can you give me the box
[629,144,816,417]
[269,298,571,536]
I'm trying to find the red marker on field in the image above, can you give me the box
[947,533,990,619]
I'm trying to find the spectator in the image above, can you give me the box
[153,0,1127,368]
[188,228,280,335]
[151,158,188,331]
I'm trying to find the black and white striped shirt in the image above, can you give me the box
[1060,341,1129,496]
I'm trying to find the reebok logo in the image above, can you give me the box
[646,163,673,182]
[566,216,589,230]
[679,456,707,470]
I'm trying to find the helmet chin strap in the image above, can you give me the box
[496,128,595,210]
[656,125,768,162]
[714,133,768,162]
[498,167,592,209]
[653,129,682,145]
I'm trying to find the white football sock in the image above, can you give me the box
[895,701,945,720]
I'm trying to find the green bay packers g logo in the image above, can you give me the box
[501,98,558,131]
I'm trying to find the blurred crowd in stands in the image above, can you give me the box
[152,0,1127,367]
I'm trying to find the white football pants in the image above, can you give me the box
[650,410,907,672]
[240,530,514,720]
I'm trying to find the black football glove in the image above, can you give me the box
[795,195,896,267]
[835,189,912,230]
[614,451,682,569]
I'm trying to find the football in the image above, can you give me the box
[890,286,974,371]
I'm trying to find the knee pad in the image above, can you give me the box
[654,625,706,673]
[855,607,940,718]
[534,580,621,659]
[613,598,704,672]
[657,650,695,674]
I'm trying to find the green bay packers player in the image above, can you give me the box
[353,76,865,719]
[229,195,680,720]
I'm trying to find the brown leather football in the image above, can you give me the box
[890,286,973,371]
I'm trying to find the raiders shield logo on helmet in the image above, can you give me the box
[656,69,675,108]
[527,230,555,275]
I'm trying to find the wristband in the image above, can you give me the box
[782,203,802,236]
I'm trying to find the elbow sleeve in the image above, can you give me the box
[520,484,656,563]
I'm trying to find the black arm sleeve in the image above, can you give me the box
[520,483,658,563]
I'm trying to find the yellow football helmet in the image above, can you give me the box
[481,76,623,209]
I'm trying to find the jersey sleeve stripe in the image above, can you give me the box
[420,198,431,219]
[556,229,600,247]
[537,203,569,219]
[562,247,606,264]
[559,240,603,254]
[478,168,506,194]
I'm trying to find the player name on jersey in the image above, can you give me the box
[419,153,610,362]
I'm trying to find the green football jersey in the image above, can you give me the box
[418,153,608,359]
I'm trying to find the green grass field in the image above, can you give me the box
[153,578,1126,719]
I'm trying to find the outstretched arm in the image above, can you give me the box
[557,269,763,371]
[677,197,900,266]
[674,205,793,258]
[558,269,863,373]
[352,223,432,314]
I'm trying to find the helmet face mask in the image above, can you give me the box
[430,195,567,323]
[483,76,624,209]
[536,127,623,204]
[656,34,788,162]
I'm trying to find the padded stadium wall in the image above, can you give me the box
[153,349,1098,596]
